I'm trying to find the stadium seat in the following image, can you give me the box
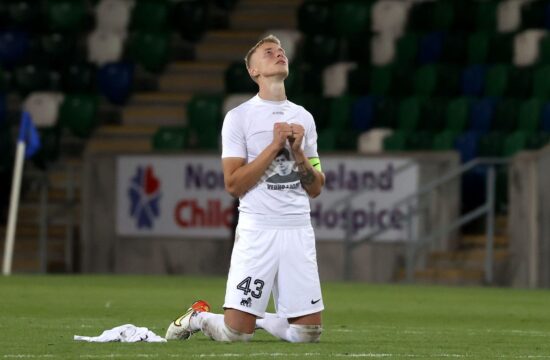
[469,98,495,134]
[357,128,392,153]
[371,0,407,36]
[406,130,433,150]
[497,0,526,33]
[507,66,532,97]
[513,30,547,67]
[413,64,437,96]
[521,0,546,28]
[40,32,78,66]
[351,96,376,132]
[369,65,392,96]
[301,64,324,94]
[417,32,444,64]
[493,98,519,132]
[394,33,418,67]
[475,0,497,31]
[97,62,134,105]
[322,62,356,97]
[437,65,460,96]
[284,64,302,97]
[130,0,169,31]
[454,131,480,162]
[328,95,355,133]
[489,33,514,63]
[441,32,467,64]
[517,98,542,133]
[188,95,223,149]
[461,65,486,97]
[61,62,96,93]
[373,96,397,129]
[467,32,489,64]
[95,0,132,34]
[292,94,329,131]
[6,0,43,31]
[128,31,170,73]
[370,33,393,65]
[172,0,208,41]
[225,62,257,94]
[14,64,56,96]
[525,132,550,149]
[87,30,125,66]
[407,1,434,32]
[446,97,471,133]
[152,126,187,151]
[298,0,331,35]
[432,130,458,150]
[330,0,370,36]
[533,66,550,98]
[397,97,423,132]
[485,64,508,97]
[478,131,506,157]
[433,0,455,30]
[22,92,64,127]
[420,97,447,132]
[347,65,369,95]
[383,131,407,151]
[503,131,528,156]
[46,0,88,32]
[317,129,335,151]
[0,30,29,68]
[541,102,550,132]
[59,94,99,138]
[303,34,341,65]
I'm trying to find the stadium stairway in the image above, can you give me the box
[398,215,511,286]
[107,0,302,149]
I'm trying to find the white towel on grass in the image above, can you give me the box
[74,324,166,343]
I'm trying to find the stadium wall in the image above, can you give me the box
[509,144,550,288]
[81,149,459,282]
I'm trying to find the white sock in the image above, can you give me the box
[256,313,322,343]
[256,313,291,340]
[191,312,253,342]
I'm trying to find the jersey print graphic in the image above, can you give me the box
[263,147,300,190]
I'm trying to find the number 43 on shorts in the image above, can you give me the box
[236,276,265,299]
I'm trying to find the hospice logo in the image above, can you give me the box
[128,165,162,229]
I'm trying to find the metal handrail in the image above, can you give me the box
[342,157,509,283]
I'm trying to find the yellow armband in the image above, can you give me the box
[309,157,322,171]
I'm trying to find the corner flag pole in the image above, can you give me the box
[3,112,40,276]
[2,140,26,275]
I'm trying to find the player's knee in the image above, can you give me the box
[288,324,322,343]
[222,323,254,342]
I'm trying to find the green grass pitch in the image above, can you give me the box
[1,275,550,359]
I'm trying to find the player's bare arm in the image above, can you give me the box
[223,122,292,197]
[288,123,325,198]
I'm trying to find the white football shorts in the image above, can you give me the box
[223,213,324,318]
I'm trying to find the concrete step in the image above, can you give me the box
[461,234,509,248]
[0,224,70,240]
[195,41,252,62]
[23,188,81,204]
[95,125,159,138]
[129,92,193,106]
[202,30,263,45]
[165,61,229,74]
[15,204,80,225]
[411,268,485,286]
[86,138,152,153]
[427,249,510,269]
[0,237,68,273]
[122,105,187,126]
[229,10,298,30]
[158,73,224,93]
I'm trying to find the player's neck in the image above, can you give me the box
[258,79,286,102]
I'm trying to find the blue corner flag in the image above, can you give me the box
[17,111,41,159]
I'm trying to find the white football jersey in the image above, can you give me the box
[221,94,319,216]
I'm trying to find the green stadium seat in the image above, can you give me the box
[303,34,340,65]
[474,0,497,31]
[532,66,550,98]
[397,97,423,132]
[420,97,447,132]
[187,95,222,149]
[328,95,355,133]
[467,32,489,64]
[317,129,336,151]
[507,67,532,98]
[406,130,433,150]
[503,131,528,157]
[59,94,99,138]
[128,31,170,73]
[46,0,88,32]
[525,132,550,149]
[61,62,96,92]
[413,64,437,96]
[517,98,542,133]
[493,98,519,132]
[330,1,370,36]
[298,0,331,35]
[478,131,506,157]
[484,64,508,97]
[395,33,418,66]
[383,131,407,151]
[446,97,471,133]
[433,0,454,30]
[538,36,550,65]
[433,130,458,150]
[130,0,169,31]
[225,62,256,93]
[152,126,187,150]
[369,66,392,96]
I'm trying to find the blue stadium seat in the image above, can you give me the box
[97,62,134,105]
[541,102,550,132]
[0,30,29,68]
[461,65,486,96]
[351,95,376,132]
[454,131,480,163]
[469,98,495,134]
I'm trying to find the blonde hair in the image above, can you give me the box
[244,34,282,73]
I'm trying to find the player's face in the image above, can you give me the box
[275,155,291,175]
[250,42,289,80]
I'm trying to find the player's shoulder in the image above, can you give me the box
[287,99,315,123]
[225,96,257,118]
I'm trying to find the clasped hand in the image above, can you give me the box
[273,122,304,152]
